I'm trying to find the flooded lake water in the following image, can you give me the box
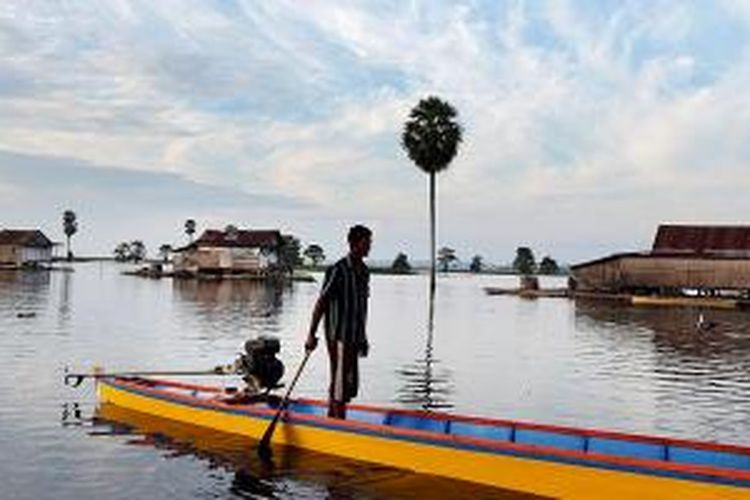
[1,262,749,499]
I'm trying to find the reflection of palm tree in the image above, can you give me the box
[402,96,462,327]
[395,322,454,411]
[57,269,72,327]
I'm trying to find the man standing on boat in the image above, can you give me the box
[305,225,372,419]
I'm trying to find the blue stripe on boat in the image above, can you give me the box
[288,402,326,417]
[450,421,513,441]
[347,409,387,425]
[589,437,666,460]
[671,446,750,471]
[515,428,585,451]
[388,413,449,433]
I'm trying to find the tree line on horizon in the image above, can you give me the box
[57,210,561,276]
[386,246,561,275]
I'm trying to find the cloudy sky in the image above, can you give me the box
[2,1,750,264]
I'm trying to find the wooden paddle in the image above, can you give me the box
[258,349,312,457]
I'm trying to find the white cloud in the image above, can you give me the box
[2,1,750,261]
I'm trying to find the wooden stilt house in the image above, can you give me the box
[571,225,750,295]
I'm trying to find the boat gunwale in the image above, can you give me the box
[110,376,750,455]
[100,377,750,486]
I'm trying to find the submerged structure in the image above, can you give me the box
[571,225,750,295]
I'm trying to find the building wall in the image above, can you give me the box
[20,247,52,263]
[174,246,277,273]
[573,256,750,292]
[0,245,51,266]
[0,244,20,265]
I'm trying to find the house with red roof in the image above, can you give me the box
[173,227,283,276]
[571,225,750,294]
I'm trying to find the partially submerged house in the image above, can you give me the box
[570,225,750,295]
[173,228,283,276]
[0,230,55,267]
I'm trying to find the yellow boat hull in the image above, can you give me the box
[98,380,750,499]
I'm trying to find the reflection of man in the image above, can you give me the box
[305,225,372,419]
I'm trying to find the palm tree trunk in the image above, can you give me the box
[428,172,436,331]
[66,235,71,262]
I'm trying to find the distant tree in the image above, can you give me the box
[224,224,239,239]
[184,219,196,243]
[469,255,484,273]
[159,244,172,263]
[513,247,536,276]
[280,235,302,274]
[402,96,463,315]
[539,256,560,275]
[113,242,130,262]
[62,209,78,261]
[129,240,146,262]
[303,244,325,267]
[437,246,457,272]
[391,252,412,273]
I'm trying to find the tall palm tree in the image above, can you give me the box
[401,96,462,320]
[62,209,78,261]
[184,219,196,243]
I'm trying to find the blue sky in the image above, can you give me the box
[2,1,750,264]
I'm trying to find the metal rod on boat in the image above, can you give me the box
[64,366,232,387]
[258,349,312,457]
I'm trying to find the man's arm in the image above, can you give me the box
[305,296,327,351]
[306,265,338,351]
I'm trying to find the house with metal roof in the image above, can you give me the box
[570,225,750,295]
[0,230,55,268]
[173,228,283,276]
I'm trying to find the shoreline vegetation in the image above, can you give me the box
[5,259,748,310]
[303,264,570,277]
[119,263,569,281]
[6,257,572,277]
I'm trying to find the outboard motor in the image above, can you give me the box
[235,336,285,394]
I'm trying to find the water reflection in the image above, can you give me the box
[0,269,51,315]
[394,324,454,411]
[61,401,86,427]
[574,299,750,358]
[173,279,287,337]
[58,269,72,327]
[174,279,285,312]
[573,299,750,443]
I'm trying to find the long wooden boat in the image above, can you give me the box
[97,377,750,499]
[631,295,738,309]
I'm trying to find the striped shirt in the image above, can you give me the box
[320,255,370,349]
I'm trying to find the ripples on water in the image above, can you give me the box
[1,265,749,499]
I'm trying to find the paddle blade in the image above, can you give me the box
[257,439,273,460]
[257,419,277,458]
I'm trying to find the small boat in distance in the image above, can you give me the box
[97,377,750,499]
